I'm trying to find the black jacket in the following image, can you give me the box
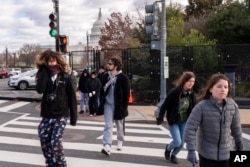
[158,86,196,125]
[35,66,77,126]
[78,73,90,93]
[99,72,130,120]
[86,77,102,96]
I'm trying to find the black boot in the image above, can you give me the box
[164,144,171,160]
[170,155,179,164]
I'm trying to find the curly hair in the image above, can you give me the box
[35,49,68,72]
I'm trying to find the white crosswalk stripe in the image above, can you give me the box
[0,100,249,167]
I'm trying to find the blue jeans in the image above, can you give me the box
[166,122,186,156]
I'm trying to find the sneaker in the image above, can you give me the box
[89,114,93,117]
[170,155,179,164]
[164,144,171,160]
[117,140,123,150]
[101,145,110,156]
[79,110,84,114]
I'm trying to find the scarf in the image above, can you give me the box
[103,70,122,92]
[47,65,61,76]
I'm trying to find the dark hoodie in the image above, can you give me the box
[78,69,90,93]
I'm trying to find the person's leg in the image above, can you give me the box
[167,124,182,152]
[93,95,99,115]
[51,117,67,167]
[79,92,84,112]
[88,97,94,115]
[172,122,186,155]
[168,124,182,164]
[115,119,124,150]
[38,118,56,167]
[102,103,114,155]
[84,93,89,112]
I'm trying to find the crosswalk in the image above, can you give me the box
[0,100,249,167]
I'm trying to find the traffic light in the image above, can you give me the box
[145,2,159,36]
[49,12,57,37]
[59,35,68,53]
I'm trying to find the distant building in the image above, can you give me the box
[89,8,105,50]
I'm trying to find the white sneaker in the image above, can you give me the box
[101,145,111,156]
[117,140,123,150]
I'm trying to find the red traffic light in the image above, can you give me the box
[59,35,68,53]
[60,36,68,45]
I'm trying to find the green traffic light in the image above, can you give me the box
[49,29,57,37]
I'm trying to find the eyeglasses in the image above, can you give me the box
[107,63,114,66]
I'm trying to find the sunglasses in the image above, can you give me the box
[107,63,114,66]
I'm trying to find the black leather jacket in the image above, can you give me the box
[36,66,77,125]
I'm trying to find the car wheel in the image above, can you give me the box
[18,81,28,90]
[2,75,5,79]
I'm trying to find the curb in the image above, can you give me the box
[0,96,41,102]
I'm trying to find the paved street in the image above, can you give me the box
[0,99,249,167]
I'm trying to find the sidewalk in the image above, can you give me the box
[0,91,249,127]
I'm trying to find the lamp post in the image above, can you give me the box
[86,31,89,69]
[5,47,8,68]
[155,0,167,117]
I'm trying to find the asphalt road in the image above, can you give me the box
[0,78,249,167]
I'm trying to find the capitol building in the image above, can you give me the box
[68,8,105,70]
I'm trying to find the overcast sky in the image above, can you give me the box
[0,0,188,52]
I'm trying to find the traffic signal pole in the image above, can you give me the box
[159,0,167,103]
[53,0,60,52]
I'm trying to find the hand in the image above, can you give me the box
[92,91,96,95]
[187,150,197,165]
[89,93,93,97]
[156,118,163,125]
[235,141,243,151]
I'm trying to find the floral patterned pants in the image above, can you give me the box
[38,117,67,167]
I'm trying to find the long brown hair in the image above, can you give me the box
[199,73,231,101]
[175,71,196,87]
[35,49,68,72]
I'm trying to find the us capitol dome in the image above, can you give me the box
[89,8,105,50]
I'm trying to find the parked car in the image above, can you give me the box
[0,69,9,78]
[8,69,37,90]
[7,68,22,76]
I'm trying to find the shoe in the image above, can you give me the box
[101,148,110,156]
[79,110,84,114]
[164,144,171,160]
[170,155,179,164]
[101,145,110,156]
[89,114,93,117]
[117,140,123,151]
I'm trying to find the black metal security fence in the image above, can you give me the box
[70,44,250,104]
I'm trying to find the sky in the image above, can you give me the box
[0,0,188,53]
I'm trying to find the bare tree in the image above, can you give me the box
[19,44,42,67]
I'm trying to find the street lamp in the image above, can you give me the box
[86,31,89,69]
[155,0,167,118]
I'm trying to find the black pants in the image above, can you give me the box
[199,154,229,167]
[88,95,99,115]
